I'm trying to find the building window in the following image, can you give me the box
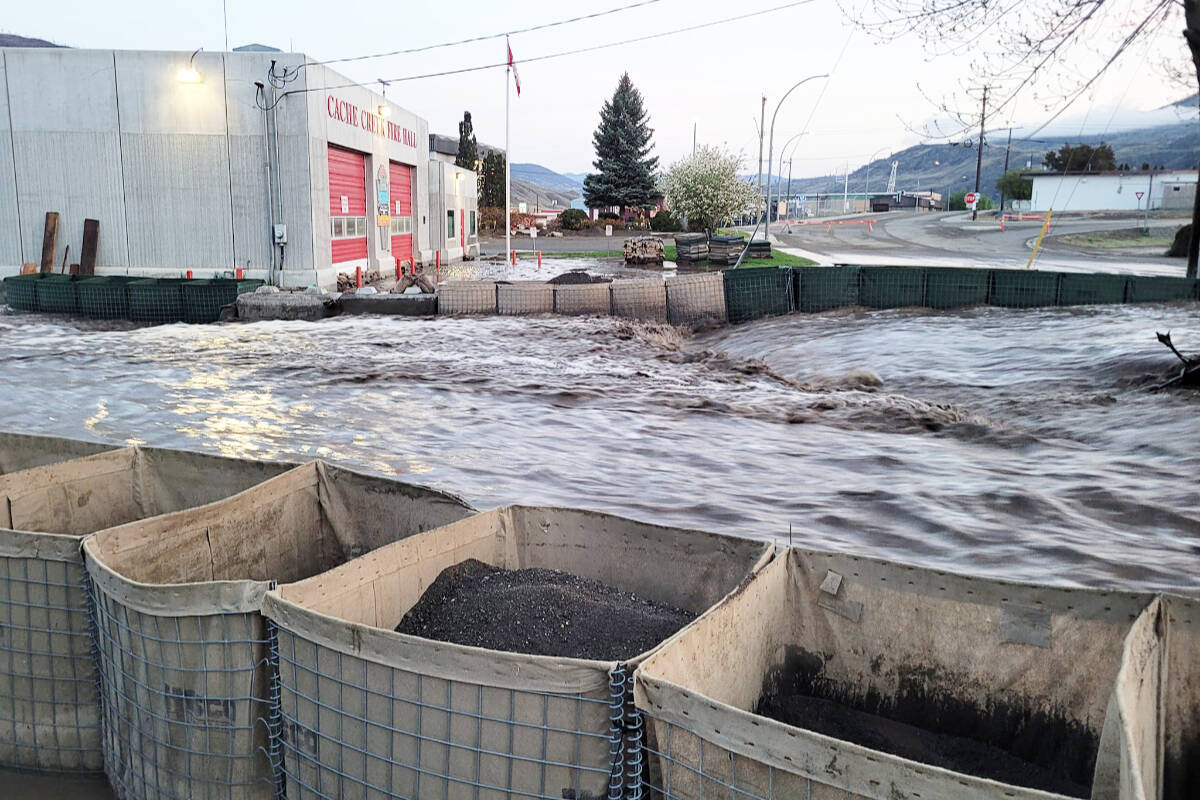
[470,210,477,236]
[447,210,456,239]
[389,217,412,235]
[331,216,367,239]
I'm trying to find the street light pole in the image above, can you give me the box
[765,74,828,241]
[777,131,806,222]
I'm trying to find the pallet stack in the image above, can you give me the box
[707,234,745,265]
[747,239,772,259]
[673,233,709,264]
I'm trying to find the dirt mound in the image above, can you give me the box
[757,692,1089,797]
[394,559,694,660]
[548,271,612,285]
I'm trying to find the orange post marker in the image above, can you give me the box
[355,266,362,288]
[395,258,401,281]
[511,250,516,266]
[186,270,193,279]
[236,267,243,279]
[538,251,542,267]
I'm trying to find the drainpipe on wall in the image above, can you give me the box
[257,79,276,284]
[271,82,285,276]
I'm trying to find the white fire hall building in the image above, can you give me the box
[0,47,479,289]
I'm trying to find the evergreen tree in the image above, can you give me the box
[456,111,478,170]
[478,151,507,208]
[583,74,658,213]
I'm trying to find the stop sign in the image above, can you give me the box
[964,192,978,206]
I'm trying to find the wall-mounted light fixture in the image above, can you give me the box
[377,78,392,118]
[177,48,203,84]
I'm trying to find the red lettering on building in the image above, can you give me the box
[327,95,416,149]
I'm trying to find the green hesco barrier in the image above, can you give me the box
[924,268,991,309]
[1058,273,1129,306]
[181,279,262,323]
[78,277,133,319]
[794,266,860,312]
[988,269,1061,308]
[2,274,44,311]
[1126,275,1199,303]
[860,266,926,309]
[722,267,792,323]
[35,274,80,314]
[128,279,184,324]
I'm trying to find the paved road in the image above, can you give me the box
[767,211,1188,275]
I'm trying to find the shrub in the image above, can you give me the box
[558,208,590,231]
[597,211,621,221]
[1168,224,1192,258]
[649,210,679,232]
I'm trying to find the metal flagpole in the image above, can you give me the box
[505,36,512,264]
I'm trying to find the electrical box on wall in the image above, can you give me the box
[273,224,287,245]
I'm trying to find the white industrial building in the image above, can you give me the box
[0,46,478,289]
[1026,169,1197,213]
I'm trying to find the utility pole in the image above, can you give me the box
[693,122,697,155]
[785,159,794,220]
[972,86,989,221]
[843,164,850,213]
[756,96,766,229]
[998,127,1012,211]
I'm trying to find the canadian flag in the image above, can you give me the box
[508,41,521,97]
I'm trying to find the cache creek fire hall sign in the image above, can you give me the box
[326,95,418,148]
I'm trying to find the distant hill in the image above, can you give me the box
[778,121,1200,203]
[0,33,64,47]
[510,163,583,195]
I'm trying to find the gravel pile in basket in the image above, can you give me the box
[395,559,694,660]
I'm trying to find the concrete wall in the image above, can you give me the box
[0,47,311,281]
[427,159,479,262]
[1029,172,1198,212]
[302,63,429,289]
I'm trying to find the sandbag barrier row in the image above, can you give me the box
[2,273,264,323]
[1,432,1198,800]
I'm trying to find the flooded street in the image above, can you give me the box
[1,301,1198,594]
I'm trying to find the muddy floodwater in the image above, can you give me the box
[1,298,1199,594]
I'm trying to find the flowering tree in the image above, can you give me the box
[662,147,759,236]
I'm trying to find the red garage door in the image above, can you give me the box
[388,161,414,266]
[328,145,367,264]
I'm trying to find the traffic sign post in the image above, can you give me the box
[964,192,979,211]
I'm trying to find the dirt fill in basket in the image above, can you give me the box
[634,548,1160,800]
[1058,272,1129,306]
[0,445,296,774]
[554,283,611,315]
[497,281,554,315]
[859,266,926,309]
[665,273,727,326]
[182,279,264,323]
[3,273,45,312]
[1126,276,1199,304]
[128,278,185,324]
[260,506,772,800]
[923,267,991,309]
[722,267,792,324]
[438,281,498,315]
[794,266,860,313]
[35,274,80,314]
[989,269,1061,308]
[83,461,473,800]
[78,276,134,320]
[611,279,668,321]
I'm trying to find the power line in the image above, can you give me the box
[260,0,817,107]
[312,0,668,67]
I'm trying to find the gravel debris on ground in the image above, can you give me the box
[394,559,694,660]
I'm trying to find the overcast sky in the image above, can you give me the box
[4,0,1194,179]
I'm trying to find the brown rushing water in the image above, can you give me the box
[1,297,1198,594]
